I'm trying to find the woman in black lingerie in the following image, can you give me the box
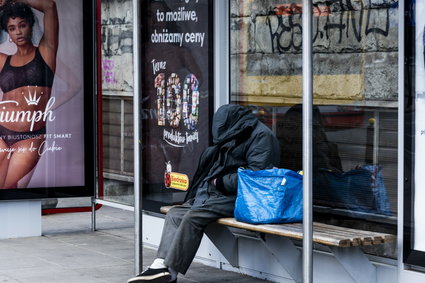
[0,0,57,188]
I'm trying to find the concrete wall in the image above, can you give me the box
[230,0,398,105]
[101,0,134,93]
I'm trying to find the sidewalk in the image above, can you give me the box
[0,204,269,283]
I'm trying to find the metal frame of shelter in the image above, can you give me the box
[126,0,316,280]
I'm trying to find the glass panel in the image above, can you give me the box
[101,96,134,206]
[230,0,397,259]
[312,0,398,228]
[230,0,303,105]
[99,0,135,207]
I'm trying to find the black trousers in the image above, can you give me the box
[157,195,235,274]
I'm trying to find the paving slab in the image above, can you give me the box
[0,205,270,283]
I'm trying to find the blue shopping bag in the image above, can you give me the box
[234,168,303,224]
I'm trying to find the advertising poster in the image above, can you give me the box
[415,0,425,252]
[141,0,212,201]
[0,0,93,199]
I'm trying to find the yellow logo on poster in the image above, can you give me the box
[165,172,189,191]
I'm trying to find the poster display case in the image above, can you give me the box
[0,0,96,200]
[404,0,425,267]
[140,0,213,211]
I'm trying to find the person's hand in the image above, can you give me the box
[212,177,228,195]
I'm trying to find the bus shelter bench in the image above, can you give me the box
[160,206,395,283]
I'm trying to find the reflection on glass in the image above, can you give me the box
[230,0,397,258]
[99,0,137,207]
[101,97,134,206]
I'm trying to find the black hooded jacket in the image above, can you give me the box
[184,104,280,204]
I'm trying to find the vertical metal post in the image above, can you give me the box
[214,0,229,109]
[397,0,405,281]
[93,0,101,235]
[373,111,380,164]
[133,0,143,275]
[91,197,96,232]
[302,0,313,282]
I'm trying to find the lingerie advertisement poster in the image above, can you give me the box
[141,0,213,200]
[0,0,94,199]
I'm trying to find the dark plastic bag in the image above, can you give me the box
[313,164,391,215]
[234,168,303,224]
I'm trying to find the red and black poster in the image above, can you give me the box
[141,0,213,205]
[0,0,95,200]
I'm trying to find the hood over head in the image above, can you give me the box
[212,104,258,144]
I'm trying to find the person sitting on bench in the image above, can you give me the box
[128,104,280,283]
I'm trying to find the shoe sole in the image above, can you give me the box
[127,272,171,283]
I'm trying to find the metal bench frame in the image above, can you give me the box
[161,206,395,283]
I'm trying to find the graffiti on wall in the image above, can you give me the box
[230,0,398,104]
[102,59,118,84]
[265,0,393,53]
[101,26,133,56]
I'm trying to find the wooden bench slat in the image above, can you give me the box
[312,224,375,246]
[314,222,395,244]
[159,206,395,248]
[218,218,353,247]
[311,226,362,246]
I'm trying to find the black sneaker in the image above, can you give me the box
[127,267,171,283]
